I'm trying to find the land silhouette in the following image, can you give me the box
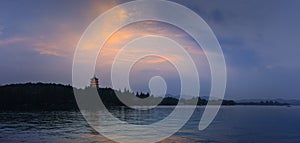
[0,83,289,111]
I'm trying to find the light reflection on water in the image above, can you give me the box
[1,106,300,143]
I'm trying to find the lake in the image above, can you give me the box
[1,106,300,143]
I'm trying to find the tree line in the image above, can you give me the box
[3,82,284,111]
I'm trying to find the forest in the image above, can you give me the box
[1,82,283,111]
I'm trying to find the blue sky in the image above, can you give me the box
[0,0,300,100]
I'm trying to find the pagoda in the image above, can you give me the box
[90,75,99,88]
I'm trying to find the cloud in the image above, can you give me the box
[0,35,74,58]
[98,20,204,65]
[28,0,124,59]
[0,37,28,46]
[144,57,168,64]
[86,0,120,17]
[9,1,204,71]
[33,42,64,57]
[1,0,300,99]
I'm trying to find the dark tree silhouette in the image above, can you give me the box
[2,83,281,111]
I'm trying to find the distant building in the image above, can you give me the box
[90,75,99,88]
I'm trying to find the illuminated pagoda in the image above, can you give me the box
[90,75,99,88]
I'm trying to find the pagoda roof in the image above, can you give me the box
[91,75,98,80]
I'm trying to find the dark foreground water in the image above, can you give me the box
[0,106,300,143]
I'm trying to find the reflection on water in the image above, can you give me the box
[82,106,195,143]
[1,106,300,143]
[109,106,174,125]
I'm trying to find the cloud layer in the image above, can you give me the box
[0,0,299,99]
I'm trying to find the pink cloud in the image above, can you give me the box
[97,21,203,65]
[33,42,64,57]
[0,37,28,46]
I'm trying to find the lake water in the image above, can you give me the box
[1,106,300,143]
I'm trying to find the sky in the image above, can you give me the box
[0,0,300,100]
